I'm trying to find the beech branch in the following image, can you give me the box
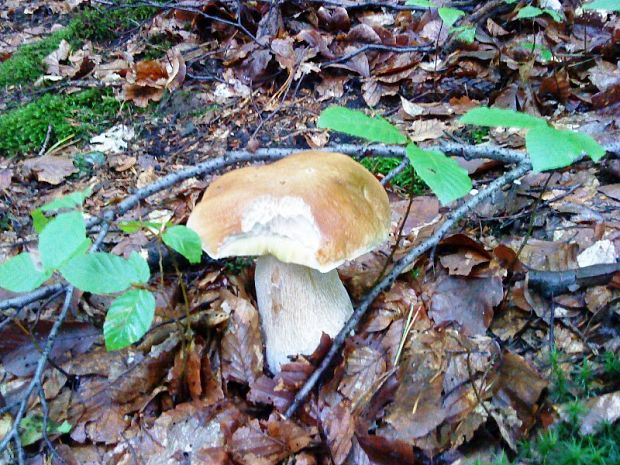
[283,160,532,418]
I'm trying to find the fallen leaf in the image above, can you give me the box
[577,239,617,267]
[90,125,135,154]
[0,320,99,376]
[23,156,78,185]
[321,401,355,465]
[220,290,264,385]
[563,391,620,435]
[429,275,503,335]
[230,416,315,465]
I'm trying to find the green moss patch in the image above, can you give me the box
[0,88,120,157]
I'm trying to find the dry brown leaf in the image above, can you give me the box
[408,119,448,142]
[230,416,315,465]
[429,275,503,335]
[563,391,620,435]
[220,290,264,385]
[321,401,355,465]
[339,346,386,404]
[23,156,78,185]
[0,168,12,190]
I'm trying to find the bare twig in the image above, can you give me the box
[0,287,75,463]
[381,158,409,186]
[37,125,53,157]
[283,161,531,418]
[324,43,435,66]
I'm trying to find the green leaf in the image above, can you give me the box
[453,25,476,43]
[0,253,52,293]
[128,251,150,283]
[39,211,90,271]
[583,0,620,11]
[317,106,407,145]
[526,126,605,172]
[162,225,203,264]
[60,252,139,294]
[406,144,472,205]
[516,5,543,18]
[20,414,71,446]
[118,220,163,234]
[543,8,563,22]
[460,107,547,129]
[40,186,92,213]
[405,0,436,6]
[104,289,155,351]
[31,209,50,234]
[438,7,465,28]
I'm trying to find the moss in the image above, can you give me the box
[360,156,426,193]
[0,3,158,88]
[0,29,71,87]
[0,88,120,157]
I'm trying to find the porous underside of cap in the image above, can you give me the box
[187,151,391,272]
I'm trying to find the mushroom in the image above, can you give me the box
[187,151,390,371]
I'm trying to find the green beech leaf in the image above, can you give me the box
[526,126,606,172]
[583,0,620,11]
[31,209,50,234]
[438,7,465,28]
[162,225,203,264]
[453,26,476,43]
[60,252,138,294]
[516,5,543,18]
[39,211,90,271]
[128,251,150,283]
[405,0,436,6]
[20,414,71,446]
[318,106,407,145]
[118,220,164,234]
[460,107,547,129]
[104,289,155,350]
[543,8,563,22]
[406,144,472,205]
[40,187,92,212]
[0,253,52,293]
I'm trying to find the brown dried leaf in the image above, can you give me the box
[321,401,355,465]
[408,119,448,142]
[0,320,98,376]
[220,290,264,385]
[23,156,79,185]
[339,346,386,404]
[230,416,314,465]
[564,391,620,435]
[381,330,448,441]
[429,275,503,335]
[43,39,71,75]
[494,351,547,435]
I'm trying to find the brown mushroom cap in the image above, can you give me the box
[187,151,390,272]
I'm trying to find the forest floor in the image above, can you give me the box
[0,1,620,464]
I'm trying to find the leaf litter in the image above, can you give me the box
[0,1,620,464]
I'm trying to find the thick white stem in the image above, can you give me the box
[255,255,354,372]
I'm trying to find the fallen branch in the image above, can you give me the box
[0,287,74,465]
[284,160,531,418]
[6,139,617,314]
[528,262,620,297]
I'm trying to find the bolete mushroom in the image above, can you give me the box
[187,151,390,371]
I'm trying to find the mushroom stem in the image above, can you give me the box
[254,255,354,372]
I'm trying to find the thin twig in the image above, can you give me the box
[324,43,435,66]
[0,287,74,461]
[284,161,531,418]
[381,158,409,186]
[37,125,53,157]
